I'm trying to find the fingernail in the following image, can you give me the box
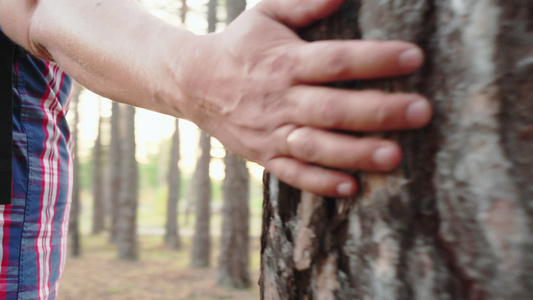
[399,48,423,71]
[373,146,398,168]
[406,100,431,126]
[337,182,354,196]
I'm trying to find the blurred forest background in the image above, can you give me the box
[59,0,264,299]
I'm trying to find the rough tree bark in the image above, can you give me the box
[108,101,121,243]
[117,105,139,260]
[69,81,83,257]
[216,0,251,289]
[260,0,533,299]
[191,131,212,267]
[91,98,105,234]
[165,118,182,250]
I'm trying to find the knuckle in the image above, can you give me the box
[264,49,298,75]
[298,140,319,162]
[373,104,392,128]
[324,48,350,77]
[288,128,320,162]
[315,100,343,128]
[262,90,291,115]
[277,163,299,186]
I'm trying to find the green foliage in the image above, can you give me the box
[78,158,92,191]
[138,160,159,190]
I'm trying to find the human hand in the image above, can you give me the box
[179,0,432,197]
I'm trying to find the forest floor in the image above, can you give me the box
[57,234,261,300]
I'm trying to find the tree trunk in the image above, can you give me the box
[183,162,196,227]
[117,105,139,260]
[190,0,218,269]
[165,119,182,250]
[108,101,121,244]
[180,0,188,24]
[91,98,105,234]
[191,131,212,267]
[207,0,218,34]
[218,151,251,288]
[260,1,533,299]
[226,0,246,24]
[69,82,83,257]
[216,0,251,289]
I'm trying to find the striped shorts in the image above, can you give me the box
[0,42,73,300]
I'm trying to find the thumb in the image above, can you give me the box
[257,0,345,28]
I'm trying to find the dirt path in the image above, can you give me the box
[58,235,260,300]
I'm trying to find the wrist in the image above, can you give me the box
[148,28,202,119]
[167,32,223,128]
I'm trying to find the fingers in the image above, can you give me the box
[286,128,401,170]
[291,40,424,82]
[268,128,403,197]
[267,157,358,197]
[286,87,432,131]
[258,0,345,28]
[266,86,430,198]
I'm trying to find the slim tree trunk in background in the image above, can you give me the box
[191,131,212,267]
[165,119,182,250]
[190,0,217,269]
[217,0,251,289]
[260,0,533,299]
[207,0,218,33]
[117,105,139,260]
[92,99,105,234]
[218,151,250,288]
[157,134,171,188]
[108,101,121,243]
[183,164,197,226]
[69,82,83,257]
[226,0,246,24]
[180,0,188,24]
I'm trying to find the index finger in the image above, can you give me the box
[291,40,424,83]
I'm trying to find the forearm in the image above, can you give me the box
[0,0,198,118]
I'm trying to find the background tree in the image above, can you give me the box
[190,0,217,269]
[69,82,83,257]
[217,0,251,289]
[218,150,250,288]
[108,101,122,243]
[207,0,217,33]
[157,136,170,188]
[165,119,182,250]
[191,131,212,267]
[226,0,246,23]
[260,0,533,299]
[180,0,188,24]
[183,160,197,226]
[91,98,105,235]
[117,105,139,260]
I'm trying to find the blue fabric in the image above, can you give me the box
[1,29,73,300]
